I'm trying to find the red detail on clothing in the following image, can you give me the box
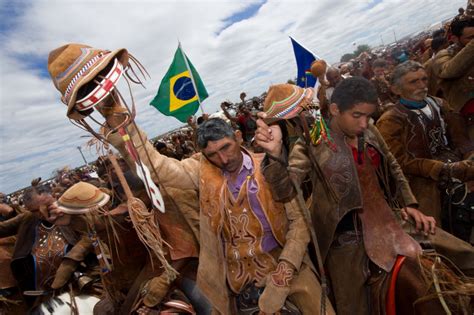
[386,255,406,315]
[460,99,474,116]
[350,145,381,168]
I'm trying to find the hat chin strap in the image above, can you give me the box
[76,58,124,111]
[71,81,136,144]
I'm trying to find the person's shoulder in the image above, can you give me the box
[18,211,34,220]
[378,104,401,119]
[433,45,457,61]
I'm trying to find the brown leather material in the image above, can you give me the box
[262,124,418,263]
[199,152,288,248]
[0,236,16,289]
[391,98,459,162]
[50,258,79,289]
[156,188,200,261]
[142,274,170,308]
[432,40,474,113]
[31,223,69,290]
[64,235,93,262]
[108,125,313,315]
[222,180,277,293]
[356,156,421,272]
[376,97,471,222]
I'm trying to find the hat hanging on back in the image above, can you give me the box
[263,84,314,124]
[57,181,110,214]
[47,43,129,120]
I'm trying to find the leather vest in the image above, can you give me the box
[307,125,403,261]
[222,179,276,293]
[199,151,287,293]
[395,97,459,162]
[31,223,68,290]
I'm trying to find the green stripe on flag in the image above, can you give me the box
[150,46,208,122]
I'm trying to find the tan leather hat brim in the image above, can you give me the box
[57,193,110,214]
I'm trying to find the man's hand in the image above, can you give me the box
[95,92,127,128]
[447,160,474,182]
[258,260,294,314]
[255,113,283,157]
[47,202,64,222]
[401,207,436,236]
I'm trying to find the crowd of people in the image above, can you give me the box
[1,2,474,315]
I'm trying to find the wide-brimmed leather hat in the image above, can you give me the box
[57,181,110,214]
[48,43,129,120]
[262,84,313,123]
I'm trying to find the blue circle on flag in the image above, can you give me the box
[173,76,196,101]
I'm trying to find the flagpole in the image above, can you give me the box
[179,42,205,116]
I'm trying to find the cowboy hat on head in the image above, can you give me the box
[57,181,110,214]
[47,43,129,120]
[262,84,314,124]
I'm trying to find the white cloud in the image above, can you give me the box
[0,0,466,193]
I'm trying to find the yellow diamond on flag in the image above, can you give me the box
[169,70,198,112]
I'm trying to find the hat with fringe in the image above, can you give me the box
[48,43,128,120]
[263,84,314,123]
[57,181,110,214]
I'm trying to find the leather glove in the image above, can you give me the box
[442,161,474,182]
[51,258,79,289]
[258,261,295,314]
[142,274,170,308]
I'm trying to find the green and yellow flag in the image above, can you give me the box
[150,45,208,122]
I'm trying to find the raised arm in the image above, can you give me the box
[432,40,474,79]
[99,99,200,191]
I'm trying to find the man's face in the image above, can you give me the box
[394,68,428,101]
[26,192,58,223]
[331,102,377,138]
[27,193,56,213]
[327,70,342,87]
[373,66,386,78]
[202,135,243,173]
[457,26,474,47]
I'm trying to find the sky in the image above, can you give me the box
[0,0,466,193]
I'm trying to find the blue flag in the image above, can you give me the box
[290,37,318,88]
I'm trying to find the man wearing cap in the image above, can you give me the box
[255,78,474,314]
[376,60,474,242]
[46,43,332,314]
[432,1,474,139]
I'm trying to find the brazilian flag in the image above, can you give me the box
[150,46,208,122]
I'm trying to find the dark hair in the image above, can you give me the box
[196,118,235,149]
[23,185,52,207]
[431,36,447,52]
[432,28,445,38]
[372,58,387,69]
[154,141,167,150]
[196,116,205,125]
[331,77,378,112]
[451,18,474,37]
